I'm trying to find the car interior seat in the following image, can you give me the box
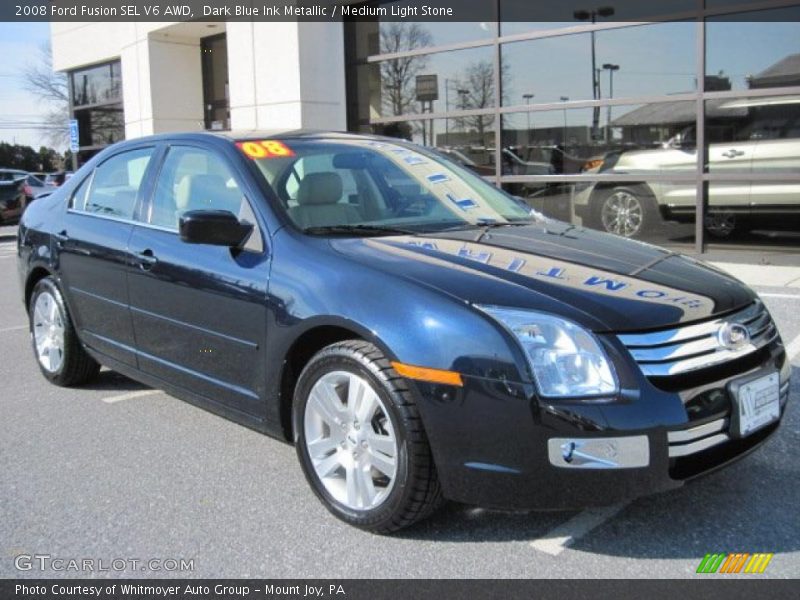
[288,172,362,229]
[176,174,240,215]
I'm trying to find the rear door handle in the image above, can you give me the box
[722,149,745,159]
[136,249,158,271]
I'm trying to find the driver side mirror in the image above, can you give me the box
[179,210,254,247]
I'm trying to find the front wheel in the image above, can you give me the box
[592,186,659,238]
[29,277,100,386]
[293,340,443,533]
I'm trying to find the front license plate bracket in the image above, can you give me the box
[728,370,780,439]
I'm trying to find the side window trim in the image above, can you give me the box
[68,169,96,211]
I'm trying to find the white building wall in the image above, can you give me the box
[226,22,347,131]
[51,20,347,140]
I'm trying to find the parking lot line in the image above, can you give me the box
[0,325,27,333]
[530,503,629,556]
[759,293,800,299]
[787,333,800,361]
[102,389,160,404]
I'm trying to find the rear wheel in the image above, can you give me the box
[29,277,100,386]
[592,186,659,238]
[294,340,443,533]
[704,210,738,239]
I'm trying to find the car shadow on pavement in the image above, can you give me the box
[399,365,798,558]
[78,367,152,393]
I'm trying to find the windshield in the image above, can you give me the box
[242,137,535,234]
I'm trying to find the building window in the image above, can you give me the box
[69,60,124,164]
[344,1,800,257]
[201,33,230,130]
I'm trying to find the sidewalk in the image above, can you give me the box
[709,262,800,289]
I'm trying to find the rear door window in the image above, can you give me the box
[73,148,154,219]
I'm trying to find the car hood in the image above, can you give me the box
[329,221,756,333]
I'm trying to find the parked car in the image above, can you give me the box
[574,97,800,238]
[44,171,73,187]
[432,147,494,177]
[18,131,790,533]
[0,177,27,224]
[0,169,53,204]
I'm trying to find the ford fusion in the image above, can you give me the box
[17,132,790,533]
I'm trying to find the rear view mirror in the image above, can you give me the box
[332,152,370,170]
[179,210,253,247]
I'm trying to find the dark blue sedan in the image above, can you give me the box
[17,131,791,532]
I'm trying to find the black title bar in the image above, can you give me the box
[2,579,798,600]
[3,0,800,22]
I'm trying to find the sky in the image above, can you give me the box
[0,22,60,150]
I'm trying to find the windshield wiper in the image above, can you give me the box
[303,224,420,237]
[433,220,533,240]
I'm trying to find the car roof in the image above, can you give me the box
[109,129,402,147]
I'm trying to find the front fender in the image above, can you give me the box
[266,230,527,385]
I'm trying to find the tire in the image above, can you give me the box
[704,211,738,239]
[293,340,443,533]
[29,277,100,386]
[591,186,659,238]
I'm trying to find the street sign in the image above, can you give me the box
[415,75,439,102]
[68,119,79,153]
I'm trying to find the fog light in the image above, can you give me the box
[548,436,649,469]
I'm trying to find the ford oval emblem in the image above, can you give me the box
[718,322,750,350]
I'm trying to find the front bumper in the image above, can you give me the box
[412,343,790,511]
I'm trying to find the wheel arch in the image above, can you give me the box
[589,181,657,205]
[277,318,400,443]
[24,265,56,313]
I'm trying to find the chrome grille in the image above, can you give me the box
[667,418,729,458]
[618,301,778,377]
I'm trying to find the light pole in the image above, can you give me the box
[560,96,569,145]
[523,93,534,149]
[602,63,620,143]
[574,6,615,140]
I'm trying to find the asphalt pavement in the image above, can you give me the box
[1,224,798,579]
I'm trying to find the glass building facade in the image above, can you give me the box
[69,60,124,163]
[345,0,800,256]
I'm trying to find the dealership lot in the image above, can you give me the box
[0,225,798,579]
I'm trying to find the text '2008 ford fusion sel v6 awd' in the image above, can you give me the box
[16,131,790,533]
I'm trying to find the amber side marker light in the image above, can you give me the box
[391,362,464,387]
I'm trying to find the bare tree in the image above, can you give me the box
[379,23,433,116]
[22,42,70,148]
[453,58,510,144]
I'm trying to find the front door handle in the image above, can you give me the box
[722,149,745,159]
[136,249,158,271]
[53,230,68,248]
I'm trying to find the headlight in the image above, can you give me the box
[478,306,618,398]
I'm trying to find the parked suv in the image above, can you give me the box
[574,96,800,238]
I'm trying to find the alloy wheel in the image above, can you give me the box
[601,190,644,237]
[303,370,398,511]
[32,291,65,373]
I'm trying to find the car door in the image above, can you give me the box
[748,109,800,216]
[57,145,156,367]
[707,119,755,219]
[127,143,270,416]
